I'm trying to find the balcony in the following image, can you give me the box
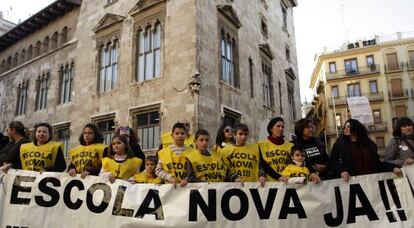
[407,61,414,71]
[385,62,404,73]
[326,122,387,136]
[388,89,409,100]
[326,126,342,136]
[366,122,388,132]
[326,64,380,81]
[327,92,384,107]
[328,96,347,107]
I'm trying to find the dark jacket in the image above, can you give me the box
[329,135,395,178]
[292,137,329,178]
[0,133,9,150]
[129,139,145,171]
[0,138,31,166]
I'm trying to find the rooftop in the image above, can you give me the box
[0,0,81,52]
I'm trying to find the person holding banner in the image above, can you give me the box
[330,119,401,181]
[156,123,192,186]
[67,123,107,178]
[293,118,328,182]
[0,121,30,168]
[100,135,142,183]
[384,117,414,168]
[258,117,293,182]
[186,129,241,182]
[212,123,235,153]
[221,123,266,186]
[17,122,66,172]
[281,146,311,183]
[115,126,145,171]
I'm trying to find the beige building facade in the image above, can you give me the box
[0,0,301,156]
[309,32,414,155]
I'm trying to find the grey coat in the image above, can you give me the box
[384,137,414,167]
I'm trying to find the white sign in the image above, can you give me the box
[0,168,414,228]
[347,96,374,124]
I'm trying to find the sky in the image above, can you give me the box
[294,0,414,103]
[1,0,414,104]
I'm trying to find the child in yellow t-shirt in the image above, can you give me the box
[132,156,163,184]
[186,129,241,183]
[99,135,142,183]
[281,146,319,184]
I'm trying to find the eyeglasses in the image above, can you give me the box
[119,127,130,131]
[224,127,233,133]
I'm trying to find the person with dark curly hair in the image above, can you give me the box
[330,119,401,181]
[292,118,327,182]
[384,117,414,168]
[67,123,107,178]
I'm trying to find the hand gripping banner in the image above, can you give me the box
[1,166,414,228]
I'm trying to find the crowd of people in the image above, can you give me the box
[0,116,413,186]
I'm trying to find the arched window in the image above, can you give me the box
[20,49,26,64]
[34,41,42,57]
[27,45,33,60]
[43,36,50,53]
[51,32,58,49]
[60,27,68,45]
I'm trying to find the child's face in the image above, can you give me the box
[196,135,209,151]
[112,138,126,155]
[145,160,156,173]
[172,127,187,146]
[235,130,248,146]
[292,150,305,162]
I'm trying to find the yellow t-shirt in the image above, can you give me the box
[20,141,62,171]
[101,157,142,180]
[158,146,192,182]
[281,164,310,180]
[221,144,260,182]
[185,150,228,182]
[134,170,163,184]
[257,139,293,181]
[69,143,107,173]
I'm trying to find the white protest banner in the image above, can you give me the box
[0,168,414,228]
[347,96,374,124]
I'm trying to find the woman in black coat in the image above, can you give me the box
[292,118,329,182]
[329,119,400,181]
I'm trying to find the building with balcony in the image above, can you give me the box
[0,0,301,155]
[309,32,414,155]
[0,11,16,36]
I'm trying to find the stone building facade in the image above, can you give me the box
[0,0,300,155]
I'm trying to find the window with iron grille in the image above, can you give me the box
[135,111,160,150]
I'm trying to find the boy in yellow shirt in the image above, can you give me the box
[186,129,241,182]
[132,156,163,184]
[221,123,266,186]
[156,123,192,187]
